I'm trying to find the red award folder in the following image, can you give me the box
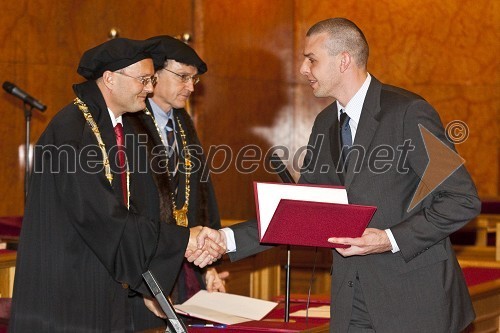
[254,182,376,248]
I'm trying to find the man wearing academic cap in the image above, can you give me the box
[126,35,227,305]
[9,38,224,332]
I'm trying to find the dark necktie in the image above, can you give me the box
[339,110,352,166]
[113,123,127,205]
[165,118,177,175]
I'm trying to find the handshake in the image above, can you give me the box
[185,226,228,268]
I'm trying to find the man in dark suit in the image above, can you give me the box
[194,18,481,332]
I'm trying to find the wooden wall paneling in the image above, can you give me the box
[294,0,499,198]
[217,255,255,297]
[279,246,332,296]
[194,0,295,219]
[0,0,498,303]
[413,84,499,196]
[196,77,294,218]
[249,247,282,300]
[2,1,497,215]
[0,252,17,298]
[0,1,40,215]
[216,247,282,300]
[208,0,499,300]
[0,0,195,216]
[0,62,26,214]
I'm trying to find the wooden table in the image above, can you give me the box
[140,301,330,333]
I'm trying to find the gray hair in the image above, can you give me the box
[307,18,369,68]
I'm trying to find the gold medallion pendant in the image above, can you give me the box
[173,205,189,227]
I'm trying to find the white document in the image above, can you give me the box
[290,305,330,318]
[255,182,348,240]
[174,290,278,325]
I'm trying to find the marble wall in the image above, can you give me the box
[0,0,193,215]
[0,0,497,217]
[196,0,499,218]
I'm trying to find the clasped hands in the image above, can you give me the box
[145,227,228,319]
[186,226,227,267]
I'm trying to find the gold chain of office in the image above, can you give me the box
[144,109,191,227]
[74,97,130,209]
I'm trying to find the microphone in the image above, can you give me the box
[269,153,296,184]
[3,81,47,111]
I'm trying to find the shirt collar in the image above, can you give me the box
[148,97,175,131]
[336,73,372,127]
[107,108,122,127]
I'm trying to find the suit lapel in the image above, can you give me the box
[344,77,382,188]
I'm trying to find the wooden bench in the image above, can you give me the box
[455,199,500,261]
[459,259,500,332]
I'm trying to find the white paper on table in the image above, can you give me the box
[255,182,348,240]
[290,305,331,318]
[174,290,278,325]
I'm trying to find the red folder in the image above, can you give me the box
[254,183,377,248]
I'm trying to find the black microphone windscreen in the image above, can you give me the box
[3,81,47,111]
[2,81,15,93]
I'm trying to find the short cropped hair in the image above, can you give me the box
[307,18,369,68]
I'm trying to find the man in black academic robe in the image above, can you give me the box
[9,38,222,332]
[127,35,225,305]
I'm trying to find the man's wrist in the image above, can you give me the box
[220,227,236,253]
[385,229,400,253]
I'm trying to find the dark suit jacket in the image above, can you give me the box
[229,77,480,333]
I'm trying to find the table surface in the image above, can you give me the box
[140,301,330,333]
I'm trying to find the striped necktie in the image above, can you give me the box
[113,123,127,205]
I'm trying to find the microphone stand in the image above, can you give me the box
[285,245,291,322]
[267,153,294,322]
[23,102,34,202]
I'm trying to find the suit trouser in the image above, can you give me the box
[347,275,375,333]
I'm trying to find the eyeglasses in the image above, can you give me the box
[115,71,157,86]
[163,68,200,85]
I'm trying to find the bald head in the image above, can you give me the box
[307,18,369,69]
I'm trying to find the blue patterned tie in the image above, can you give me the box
[165,118,177,174]
[339,110,352,166]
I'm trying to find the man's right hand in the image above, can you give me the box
[186,226,226,268]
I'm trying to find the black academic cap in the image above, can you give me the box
[148,35,207,74]
[77,38,159,80]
